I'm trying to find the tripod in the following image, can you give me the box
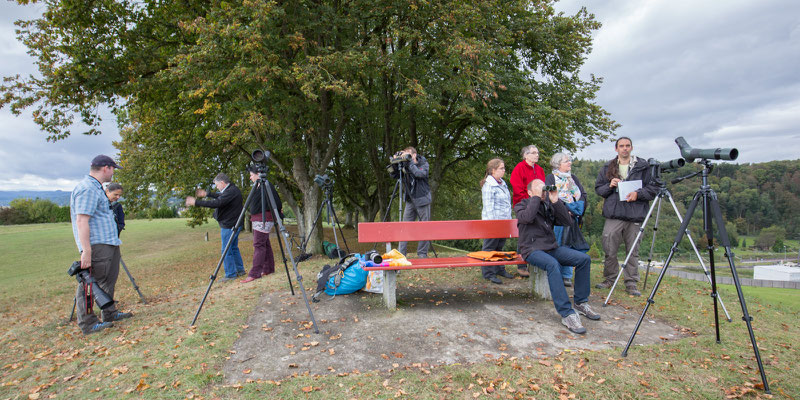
[602,175,733,323]
[67,256,146,323]
[621,160,769,393]
[299,181,349,259]
[191,163,319,333]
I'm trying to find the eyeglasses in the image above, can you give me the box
[527,151,539,155]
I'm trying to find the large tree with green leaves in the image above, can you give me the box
[2,0,616,253]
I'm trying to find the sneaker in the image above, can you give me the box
[237,271,246,277]
[487,276,503,284]
[563,278,573,287]
[106,311,133,322]
[517,268,530,277]
[85,321,113,335]
[574,303,601,320]
[561,313,586,334]
[220,276,236,282]
[626,287,642,297]
[498,271,515,279]
[595,281,613,289]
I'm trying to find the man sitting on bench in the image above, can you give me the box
[514,179,600,334]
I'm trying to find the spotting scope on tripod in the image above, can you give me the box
[621,137,769,394]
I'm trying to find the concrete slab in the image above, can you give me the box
[223,278,685,383]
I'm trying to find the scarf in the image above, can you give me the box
[552,170,581,204]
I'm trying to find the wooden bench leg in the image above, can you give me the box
[530,266,552,300]
[383,270,397,310]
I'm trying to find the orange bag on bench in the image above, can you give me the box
[466,251,519,262]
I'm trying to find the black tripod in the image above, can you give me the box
[299,178,349,259]
[603,168,732,322]
[191,157,319,333]
[621,160,769,393]
[67,256,146,323]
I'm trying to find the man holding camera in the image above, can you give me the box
[186,173,245,280]
[390,147,432,258]
[594,137,659,296]
[515,179,599,334]
[70,155,133,335]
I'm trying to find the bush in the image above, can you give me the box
[2,199,70,224]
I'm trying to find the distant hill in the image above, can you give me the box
[0,191,71,206]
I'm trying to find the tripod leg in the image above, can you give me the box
[666,194,732,322]
[261,177,319,334]
[604,198,659,306]
[299,196,326,255]
[67,296,77,323]
[191,186,255,326]
[260,182,294,295]
[327,201,350,253]
[642,197,663,292]
[120,257,147,303]
[623,191,700,356]
[709,193,770,393]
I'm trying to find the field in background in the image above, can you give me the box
[0,219,797,399]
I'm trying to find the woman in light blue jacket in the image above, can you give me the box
[480,158,514,284]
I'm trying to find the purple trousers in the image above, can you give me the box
[249,228,275,278]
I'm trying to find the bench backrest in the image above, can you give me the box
[358,219,519,243]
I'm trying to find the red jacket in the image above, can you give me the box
[509,161,545,205]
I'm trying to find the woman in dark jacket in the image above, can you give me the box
[545,153,589,287]
[241,166,282,283]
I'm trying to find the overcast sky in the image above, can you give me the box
[1,0,799,191]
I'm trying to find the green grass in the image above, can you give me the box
[0,219,798,399]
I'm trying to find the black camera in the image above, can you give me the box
[68,261,115,310]
[363,250,382,265]
[390,152,412,164]
[251,149,271,164]
[675,137,738,163]
[314,174,333,188]
[543,185,557,192]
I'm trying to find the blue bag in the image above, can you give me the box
[324,255,368,296]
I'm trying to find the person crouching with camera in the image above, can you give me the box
[70,155,133,335]
[389,147,432,258]
[514,179,599,334]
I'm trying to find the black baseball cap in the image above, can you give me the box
[91,155,122,169]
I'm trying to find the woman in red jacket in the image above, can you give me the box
[509,145,546,277]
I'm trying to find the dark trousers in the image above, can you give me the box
[398,202,431,257]
[76,244,120,333]
[525,246,591,318]
[249,229,275,278]
[481,237,508,279]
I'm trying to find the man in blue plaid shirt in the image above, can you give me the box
[70,155,133,334]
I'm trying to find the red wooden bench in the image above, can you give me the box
[357,219,551,309]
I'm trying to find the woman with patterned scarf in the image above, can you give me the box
[545,153,589,287]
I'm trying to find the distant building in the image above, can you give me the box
[753,265,800,282]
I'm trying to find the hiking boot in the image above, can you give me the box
[498,271,515,279]
[563,278,573,287]
[626,287,642,297]
[487,276,503,284]
[517,268,530,277]
[574,303,601,320]
[84,321,113,335]
[106,311,133,322]
[595,281,613,289]
[561,313,586,334]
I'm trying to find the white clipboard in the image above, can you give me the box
[618,180,642,201]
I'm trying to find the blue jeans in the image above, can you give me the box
[526,246,592,318]
[220,227,245,278]
[553,226,573,279]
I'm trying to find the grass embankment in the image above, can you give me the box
[0,220,797,399]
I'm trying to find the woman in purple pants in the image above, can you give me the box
[242,166,282,283]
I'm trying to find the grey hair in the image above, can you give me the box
[521,145,538,158]
[550,152,571,170]
[213,173,231,184]
[106,182,123,192]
